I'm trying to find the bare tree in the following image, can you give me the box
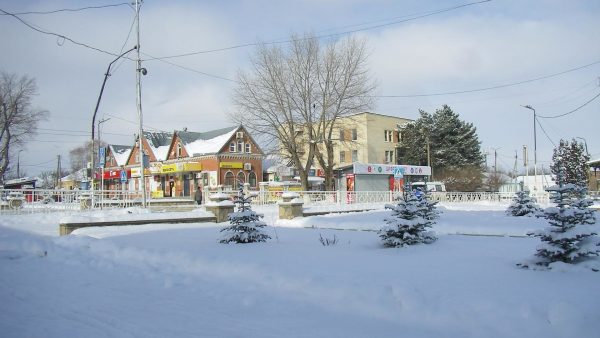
[232,34,375,190]
[0,71,48,182]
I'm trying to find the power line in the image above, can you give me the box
[0,8,125,57]
[374,59,600,98]
[0,3,130,15]
[535,118,557,148]
[141,52,237,82]
[537,91,600,119]
[146,0,492,61]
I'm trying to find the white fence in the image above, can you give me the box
[0,188,559,215]
[0,189,143,214]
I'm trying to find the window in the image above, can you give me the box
[352,150,358,162]
[248,172,257,187]
[245,143,251,153]
[384,130,393,142]
[385,150,394,163]
[339,128,345,141]
[236,171,246,189]
[224,171,234,188]
[340,151,346,163]
[352,129,357,141]
[229,142,236,152]
[176,144,182,158]
[237,141,244,153]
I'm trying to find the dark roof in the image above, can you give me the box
[176,126,237,145]
[109,144,132,154]
[143,131,173,148]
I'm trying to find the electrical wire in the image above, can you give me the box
[146,0,492,61]
[141,52,237,82]
[537,91,600,119]
[0,3,131,15]
[0,8,122,57]
[535,118,557,148]
[374,59,600,98]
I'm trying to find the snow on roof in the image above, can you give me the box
[143,131,173,161]
[109,145,132,166]
[179,126,238,156]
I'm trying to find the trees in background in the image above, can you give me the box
[398,105,484,191]
[0,71,48,183]
[550,138,590,189]
[232,33,375,190]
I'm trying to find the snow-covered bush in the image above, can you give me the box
[379,191,437,247]
[506,191,542,217]
[220,186,270,244]
[519,183,599,269]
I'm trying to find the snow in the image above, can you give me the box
[1,202,599,337]
[185,127,237,155]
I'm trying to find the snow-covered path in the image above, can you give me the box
[1,204,599,337]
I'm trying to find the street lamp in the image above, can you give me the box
[17,150,22,178]
[90,46,137,199]
[522,105,537,191]
[576,137,590,157]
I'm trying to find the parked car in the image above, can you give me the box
[410,181,446,192]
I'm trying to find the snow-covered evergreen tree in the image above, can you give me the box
[550,138,590,188]
[521,181,599,268]
[220,185,270,244]
[379,191,437,247]
[506,191,542,217]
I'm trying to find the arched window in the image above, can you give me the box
[224,171,234,188]
[248,171,257,187]
[236,171,246,189]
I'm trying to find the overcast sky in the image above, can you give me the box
[2,0,599,177]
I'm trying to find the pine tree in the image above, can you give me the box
[524,183,599,267]
[398,105,484,190]
[506,191,542,217]
[550,138,590,188]
[220,185,270,244]
[379,191,437,247]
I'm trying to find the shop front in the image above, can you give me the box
[96,168,131,191]
[339,163,431,192]
[154,162,203,197]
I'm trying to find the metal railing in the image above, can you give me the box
[0,189,143,214]
[0,188,561,215]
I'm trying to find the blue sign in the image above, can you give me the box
[98,147,106,167]
[120,170,128,183]
[393,167,404,178]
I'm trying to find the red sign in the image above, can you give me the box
[95,169,131,179]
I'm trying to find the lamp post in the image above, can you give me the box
[522,105,537,191]
[17,150,22,178]
[90,46,137,202]
[98,117,110,198]
[576,137,590,157]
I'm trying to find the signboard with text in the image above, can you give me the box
[353,163,431,176]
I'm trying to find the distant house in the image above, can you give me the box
[60,169,87,190]
[96,144,133,191]
[108,126,263,198]
[158,125,264,197]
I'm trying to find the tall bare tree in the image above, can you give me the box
[0,71,48,183]
[232,34,375,190]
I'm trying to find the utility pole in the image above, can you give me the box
[56,155,61,189]
[522,105,537,190]
[135,0,147,207]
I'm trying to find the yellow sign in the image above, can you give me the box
[161,162,202,173]
[161,164,178,173]
[220,162,243,169]
[131,167,150,177]
[183,162,202,171]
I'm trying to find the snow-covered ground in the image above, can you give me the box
[1,202,598,337]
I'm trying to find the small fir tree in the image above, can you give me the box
[379,191,437,247]
[520,178,599,268]
[220,185,270,244]
[506,191,542,217]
